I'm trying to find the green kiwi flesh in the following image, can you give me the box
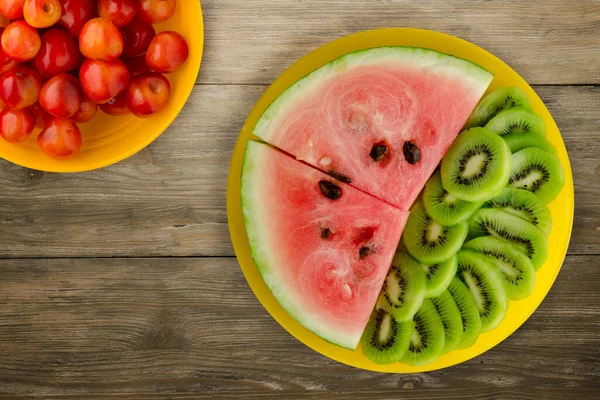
[378,252,427,321]
[441,127,512,202]
[468,208,548,270]
[423,171,483,226]
[509,148,565,203]
[456,250,507,332]
[400,299,446,366]
[403,201,468,264]
[463,237,536,300]
[447,277,481,349]
[431,290,463,354]
[503,132,557,155]
[421,254,458,298]
[484,188,552,236]
[464,86,532,129]
[485,108,546,137]
[361,308,414,364]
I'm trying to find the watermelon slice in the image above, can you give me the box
[253,47,493,209]
[241,140,409,349]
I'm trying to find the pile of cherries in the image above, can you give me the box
[0,0,189,157]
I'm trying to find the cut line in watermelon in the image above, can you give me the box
[253,46,493,210]
[241,140,409,349]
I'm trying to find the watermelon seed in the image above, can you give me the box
[327,170,352,184]
[359,246,372,259]
[320,227,332,240]
[403,142,420,164]
[318,180,342,200]
[370,143,388,162]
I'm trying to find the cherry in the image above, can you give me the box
[35,28,82,78]
[39,73,82,118]
[136,0,175,24]
[120,17,154,57]
[0,0,26,20]
[98,0,136,27]
[0,67,42,110]
[0,108,35,143]
[122,55,151,76]
[72,96,97,122]
[100,90,128,115]
[79,58,130,103]
[58,0,97,37]
[0,28,18,75]
[145,31,188,74]
[29,101,52,128]
[1,21,41,62]
[37,117,82,157]
[126,72,170,117]
[23,0,63,28]
[79,17,124,61]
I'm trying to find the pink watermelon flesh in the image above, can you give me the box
[241,141,409,349]
[254,47,493,209]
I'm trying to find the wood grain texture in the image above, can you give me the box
[198,0,600,85]
[0,256,597,399]
[0,86,598,258]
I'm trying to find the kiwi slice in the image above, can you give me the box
[421,254,458,298]
[423,171,483,226]
[456,250,507,332]
[484,188,552,235]
[361,308,414,364]
[485,108,545,137]
[503,132,557,155]
[441,127,512,202]
[378,252,427,321]
[403,201,468,264]
[463,237,536,300]
[400,299,445,366]
[509,148,565,203]
[431,290,463,354]
[468,208,548,270]
[447,277,481,349]
[464,86,532,128]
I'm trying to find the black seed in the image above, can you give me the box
[318,180,342,200]
[403,142,420,164]
[328,170,352,184]
[359,246,371,259]
[320,227,332,240]
[370,144,388,162]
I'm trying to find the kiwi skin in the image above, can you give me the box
[484,188,552,236]
[509,148,565,203]
[464,86,532,129]
[503,132,557,155]
[360,308,414,364]
[447,277,481,349]
[423,171,483,226]
[485,108,546,137]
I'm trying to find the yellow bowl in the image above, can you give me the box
[0,1,204,173]
[227,28,574,373]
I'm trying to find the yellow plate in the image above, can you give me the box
[227,28,574,373]
[0,1,204,173]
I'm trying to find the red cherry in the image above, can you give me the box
[29,101,52,128]
[37,117,82,157]
[145,31,188,74]
[35,28,82,78]
[120,18,155,57]
[23,0,63,29]
[0,67,42,110]
[136,0,175,24]
[72,96,97,122]
[0,108,35,143]
[98,0,136,27]
[79,58,130,103]
[39,73,82,118]
[79,17,124,61]
[122,55,151,76]
[58,0,97,37]
[0,0,26,20]
[100,90,129,115]
[126,72,170,117]
[1,20,41,62]
[0,28,18,75]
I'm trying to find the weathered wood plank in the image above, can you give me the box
[0,256,596,398]
[0,85,597,258]
[198,0,600,85]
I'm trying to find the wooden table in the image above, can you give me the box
[0,1,599,398]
